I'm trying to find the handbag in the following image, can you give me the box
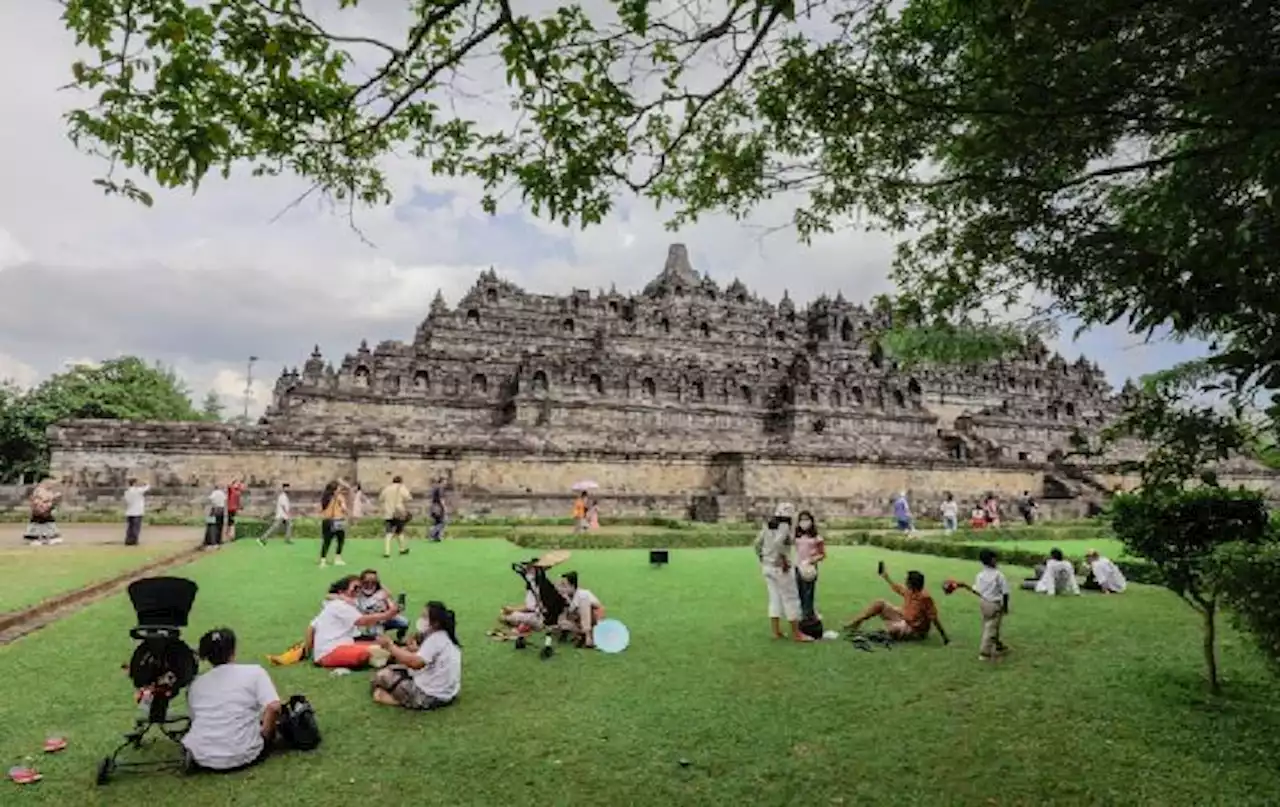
[278,695,321,750]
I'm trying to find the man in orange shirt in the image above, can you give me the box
[846,565,950,644]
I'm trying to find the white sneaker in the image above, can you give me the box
[333,556,346,567]
[319,558,328,568]
[46,537,63,546]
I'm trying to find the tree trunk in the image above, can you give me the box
[1203,603,1221,695]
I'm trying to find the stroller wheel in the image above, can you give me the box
[540,644,554,660]
[514,636,527,650]
[96,757,114,786]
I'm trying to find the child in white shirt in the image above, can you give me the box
[955,548,1010,661]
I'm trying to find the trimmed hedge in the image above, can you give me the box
[510,530,757,550]
[825,524,1112,545]
[845,532,1161,585]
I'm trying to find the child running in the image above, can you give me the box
[954,548,1010,661]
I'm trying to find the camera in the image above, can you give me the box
[97,577,200,786]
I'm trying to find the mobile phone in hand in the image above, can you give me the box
[877,561,885,575]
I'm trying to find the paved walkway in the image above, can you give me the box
[0,523,201,549]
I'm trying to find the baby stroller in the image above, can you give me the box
[97,577,200,785]
[508,551,571,659]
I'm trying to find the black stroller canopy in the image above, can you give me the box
[128,577,198,628]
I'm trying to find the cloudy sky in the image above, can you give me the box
[0,3,1204,416]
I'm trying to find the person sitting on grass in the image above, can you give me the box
[182,627,282,772]
[1032,548,1080,596]
[1084,549,1127,594]
[304,576,398,668]
[353,569,409,642]
[371,601,462,710]
[846,566,950,644]
[497,562,545,634]
[556,571,605,648]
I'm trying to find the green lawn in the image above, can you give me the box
[0,544,191,614]
[3,539,1280,806]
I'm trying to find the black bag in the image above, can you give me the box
[278,694,321,751]
[798,616,824,640]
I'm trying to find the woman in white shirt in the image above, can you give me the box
[182,628,282,772]
[371,601,462,710]
[1034,548,1081,596]
[1085,550,1128,593]
[305,576,399,668]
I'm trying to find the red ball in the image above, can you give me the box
[942,579,958,595]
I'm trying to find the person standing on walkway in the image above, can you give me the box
[379,476,413,557]
[319,480,350,567]
[204,485,228,551]
[257,482,293,545]
[939,492,959,534]
[23,479,62,546]
[123,478,150,546]
[224,477,246,542]
[428,477,447,542]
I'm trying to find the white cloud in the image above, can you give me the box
[0,351,40,388]
[0,2,1191,414]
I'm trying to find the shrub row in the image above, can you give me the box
[845,532,1161,585]
[0,508,1102,530]
[509,530,758,550]
[826,524,1112,545]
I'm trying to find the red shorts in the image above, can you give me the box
[316,643,372,668]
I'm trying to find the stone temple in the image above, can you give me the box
[46,244,1279,518]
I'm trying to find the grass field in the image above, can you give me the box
[3,538,1280,806]
[0,543,191,613]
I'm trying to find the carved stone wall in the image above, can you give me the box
[43,243,1277,520]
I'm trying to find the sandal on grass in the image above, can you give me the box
[9,766,42,784]
[43,737,67,753]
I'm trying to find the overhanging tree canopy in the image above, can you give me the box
[60,0,1280,393]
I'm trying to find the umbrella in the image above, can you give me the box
[571,480,599,492]
[532,549,571,569]
[592,619,630,654]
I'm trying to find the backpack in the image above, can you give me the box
[798,616,824,641]
[278,695,321,751]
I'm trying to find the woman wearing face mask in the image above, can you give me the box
[793,511,827,621]
[371,601,463,710]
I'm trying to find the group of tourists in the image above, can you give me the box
[756,501,1130,662]
[1024,547,1129,595]
[896,490,1040,535]
[180,572,463,772]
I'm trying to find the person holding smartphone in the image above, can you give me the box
[846,561,950,644]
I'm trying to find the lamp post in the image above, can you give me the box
[243,356,258,421]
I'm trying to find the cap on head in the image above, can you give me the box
[774,502,795,519]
